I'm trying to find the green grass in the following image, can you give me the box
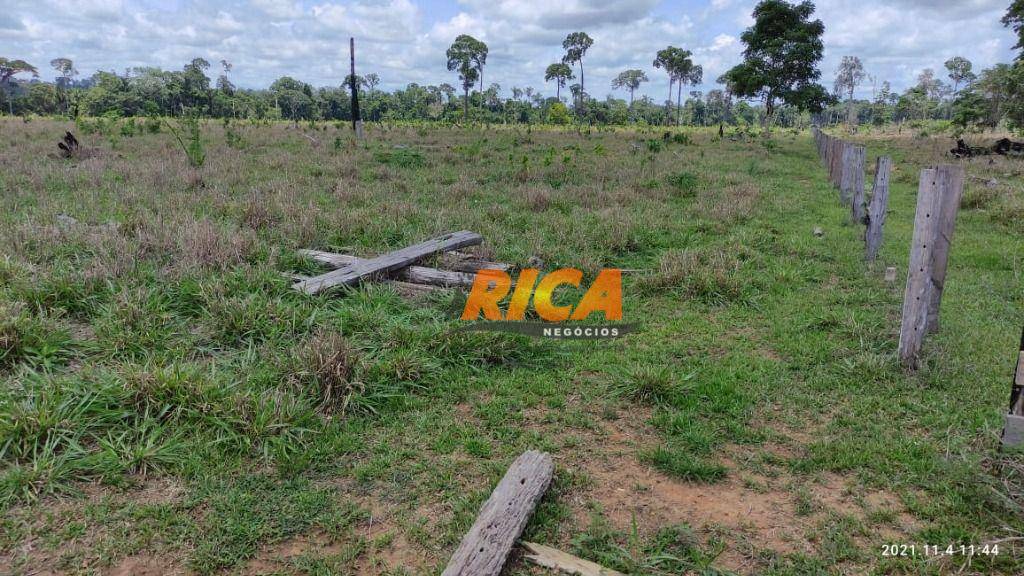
[0,119,1022,574]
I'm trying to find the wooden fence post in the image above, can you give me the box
[864,155,892,261]
[1002,327,1024,447]
[925,165,964,334]
[999,327,1024,444]
[898,168,942,367]
[898,165,964,367]
[830,139,843,189]
[846,145,866,219]
[839,143,856,205]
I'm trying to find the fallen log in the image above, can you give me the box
[293,230,482,295]
[441,450,554,576]
[439,251,513,273]
[298,249,477,288]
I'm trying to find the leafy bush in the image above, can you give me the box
[373,146,425,168]
[666,171,700,197]
[165,110,205,167]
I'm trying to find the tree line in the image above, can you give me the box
[2,0,1022,134]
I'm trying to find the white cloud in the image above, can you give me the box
[0,0,1018,103]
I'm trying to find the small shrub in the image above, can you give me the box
[639,247,751,303]
[666,171,700,197]
[165,110,205,167]
[610,366,693,406]
[297,330,364,413]
[373,147,425,168]
[961,185,998,210]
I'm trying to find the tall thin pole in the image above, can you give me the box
[350,37,363,138]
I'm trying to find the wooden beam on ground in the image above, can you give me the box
[441,451,554,576]
[924,165,964,335]
[522,542,625,576]
[864,156,892,261]
[298,249,478,288]
[439,251,514,273]
[293,231,482,295]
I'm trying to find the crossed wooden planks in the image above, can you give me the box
[292,230,483,294]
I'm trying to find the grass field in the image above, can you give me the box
[1,117,1023,575]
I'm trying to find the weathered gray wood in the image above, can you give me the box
[1017,351,1024,389]
[849,145,867,222]
[522,542,625,576]
[924,165,964,334]
[439,252,513,273]
[839,143,862,207]
[1002,414,1024,447]
[835,140,846,190]
[898,169,941,367]
[298,249,477,288]
[388,280,441,298]
[293,231,482,294]
[441,450,554,576]
[865,155,892,261]
[1011,350,1024,416]
[828,139,842,188]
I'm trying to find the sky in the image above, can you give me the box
[1,0,1019,102]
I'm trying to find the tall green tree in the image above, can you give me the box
[834,55,865,127]
[0,58,38,114]
[1004,0,1024,54]
[544,62,577,101]
[654,47,687,124]
[944,56,975,95]
[50,58,77,115]
[544,62,574,102]
[561,32,593,115]
[447,35,484,121]
[721,0,829,129]
[679,64,702,124]
[611,69,648,106]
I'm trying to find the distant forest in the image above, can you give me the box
[2,0,1023,133]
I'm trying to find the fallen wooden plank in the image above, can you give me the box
[387,280,442,299]
[294,231,482,295]
[298,249,477,288]
[441,450,554,576]
[440,251,514,273]
[522,542,625,576]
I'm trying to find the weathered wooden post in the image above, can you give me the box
[898,165,964,367]
[1002,327,1024,447]
[864,155,892,261]
[841,145,865,216]
[829,138,843,189]
[925,165,964,334]
[349,37,364,139]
